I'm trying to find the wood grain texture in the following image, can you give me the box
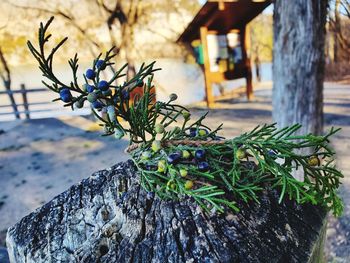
[6,161,326,263]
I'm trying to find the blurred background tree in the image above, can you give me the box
[273,0,329,137]
[249,14,273,82]
[1,0,200,78]
[325,0,350,81]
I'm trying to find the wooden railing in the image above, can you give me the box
[0,84,52,120]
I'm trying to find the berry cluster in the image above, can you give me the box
[50,44,152,141]
[144,143,209,189]
[58,58,136,109]
[135,114,223,200]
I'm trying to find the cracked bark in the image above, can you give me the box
[6,161,326,263]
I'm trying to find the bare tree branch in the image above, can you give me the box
[5,0,101,54]
[0,47,11,87]
[340,0,350,17]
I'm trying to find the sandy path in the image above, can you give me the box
[0,82,349,261]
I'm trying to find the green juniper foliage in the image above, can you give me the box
[28,17,343,216]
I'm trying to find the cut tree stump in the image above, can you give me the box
[6,161,327,263]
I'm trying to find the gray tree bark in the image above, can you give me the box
[272,0,329,136]
[6,161,327,263]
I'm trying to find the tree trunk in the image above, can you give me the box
[272,0,328,136]
[334,0,341,63]
[255,55,261,82]
[6,161,327,263]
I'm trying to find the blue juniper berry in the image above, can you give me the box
[59,88,72,102]
[198,161,209,172]
[92,101,103,109]
[167,152,181,164]
[85,69,96,80]
[98,80,109,91]
[195,149,206,160]
[96,59,106,70]
[86,84,94,93]
[189,127,197,137]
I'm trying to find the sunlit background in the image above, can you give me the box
[0,0,349,262]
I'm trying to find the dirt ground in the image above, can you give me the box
[0,82,349,262]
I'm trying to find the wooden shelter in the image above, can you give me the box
[178,0,271,107]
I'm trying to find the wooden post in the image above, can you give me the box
[5,88,20,120]
[218,0,225,10]
[0,47,20,119]
[200,26,214,108]
[6,161,329,263]
[243,25,253,100]
[21,84,30,119]
[246,63,253,100]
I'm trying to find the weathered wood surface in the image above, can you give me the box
[6,161,326,263]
